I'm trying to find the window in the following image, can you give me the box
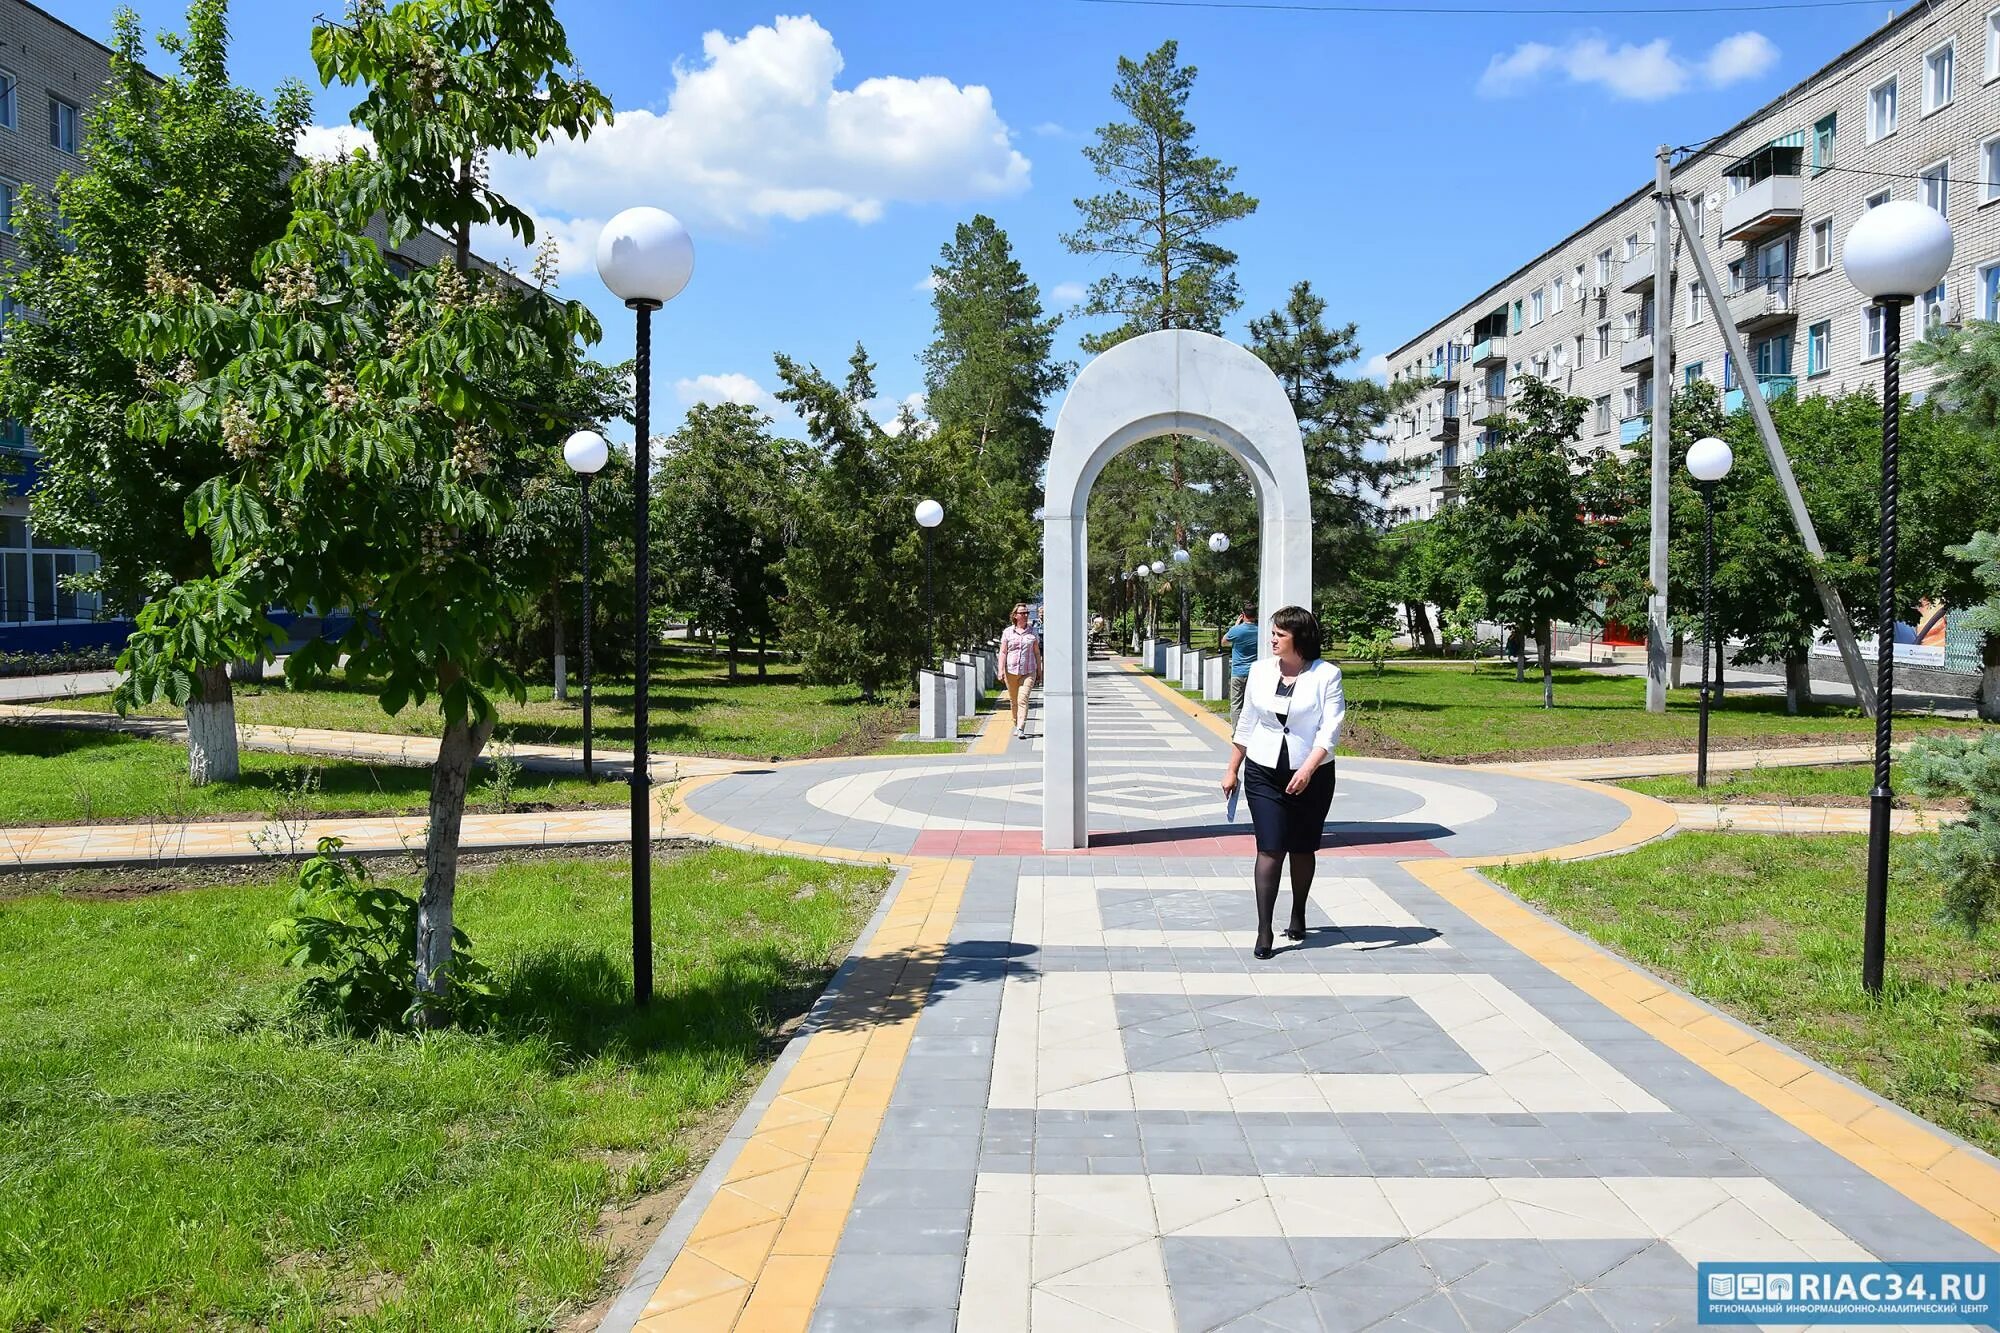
[1553,343,1569,373]
[1574,262,1586,296]
[1985,263,2000,322]
[0,518,100,625]
[1551,276,1565,315]
[1989,5,2000,80]
[0,68,15,132]
[1589,396,1608,433]
[1511,299,1524,333]
[1622,384,1642,419]
[1924,41,1954,113]
[1865,304,1885,359]
[1529,287,1545,325]
[1573,334,1585,369]
[1812,113,1837,172]
[1485,366,1505,400]
[1866,188,1891,211]
[1684,362,1705,385]
[1868,77,1898,142]
[0,178,14,236]
[1920,281,1949,333]
[1596,322,1612,359]
[1688,280,1706,324]
[0,419,22,449]
[1808,320,1831,376]
[48,95,79,154]
[1812,217,1835,271]
[0,296,19,344]
[1595,249,1612,285]
[1753,334,1792,378]
[1622,309,1638,343]
[1922,160,1950,215]
[1623,232,1641,260]
[1983,136,2000,205]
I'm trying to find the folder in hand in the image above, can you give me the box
[1226,785,1240,824]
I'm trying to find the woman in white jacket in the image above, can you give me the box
[1219,605,1346,958]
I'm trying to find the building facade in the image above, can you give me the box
[1382,0,2000,525]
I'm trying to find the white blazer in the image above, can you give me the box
[1231,657,1346,769]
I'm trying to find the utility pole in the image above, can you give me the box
[1646,145,1674,713]
[1670,192,1877,713]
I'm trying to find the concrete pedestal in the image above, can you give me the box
[1163,644,1182,683]
[955,655,979,719]
[918,670,956,740]
[1202,655,1226,701]
[1181,650,1203,690]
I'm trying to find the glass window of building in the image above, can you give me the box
[1868,76,1898,142]
[0,69,16,132]
[48,95,80,153]
[1921,160,1949,215]
[1923,42,1954,113]
[1812,217,1834,271]
[1808,320,1830,376]
[1811,113,1836,172]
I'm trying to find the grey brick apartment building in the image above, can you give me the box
[1382,0,2000,526]
[0,0,482,652]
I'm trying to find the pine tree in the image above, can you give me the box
[922,215,1067,504]
[1064,40,1256,570]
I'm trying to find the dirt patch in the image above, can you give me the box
[0,840,705,901]
[800,706,922,762]
[11,799,616,830]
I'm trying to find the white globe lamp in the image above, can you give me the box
[563,429,609,475]
[1686,437,1733,484]
[1208,532,1230,553]
[914,498,944,529]
[595,207,694,309]
[1841,201,1952,302]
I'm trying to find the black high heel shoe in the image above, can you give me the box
[1253,933,1275,960]
[1284,922,1307,942]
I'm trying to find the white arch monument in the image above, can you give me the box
[1041,329,1312,850]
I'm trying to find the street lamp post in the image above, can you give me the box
[1135,565,1151,644]
[1150,560,1166,641]
[595,206,694,1009]
[1841,199,1953,997]
[915,499,943,668]
[563,429,610,781]
[1172,547,1191,649]
[1208,532,1230,651]
[1686,437,1734,790]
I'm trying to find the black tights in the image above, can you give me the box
[1253,849,1317,948]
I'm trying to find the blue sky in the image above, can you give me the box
[50,0,1907,442]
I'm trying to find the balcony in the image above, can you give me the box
[1721,175,1804,244]
[1724,374,1798,414]
[1619,248,1659,294]
[1618,332,1657,373]
[1430,415,1460,443]
[1619,414,1651,446]
[1470,336,1507,368]
[1434,464,1463,500]
[1728,277,1797,333]
[1473,395,1509,425]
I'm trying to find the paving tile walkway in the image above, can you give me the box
[606,660,2000,1333]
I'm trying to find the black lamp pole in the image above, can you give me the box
[1863,296,1906,998]
[629,298,660,1009]
[923,526,936,669]
[1696,479,1716,790]
[579,473,595,782]
[1179,579,1190,650]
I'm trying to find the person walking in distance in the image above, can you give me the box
[1223,605,1260,724]
[1000,603,1042,739]
[1219,606,1345,959]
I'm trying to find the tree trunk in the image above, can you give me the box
[1512,628,1526,683]
[552,603,568,702]
[414,669,497,1028]
[1408,602,1437,651]
[227,656,263,684]
[1783,653,1813,716]
[1539,618,1554,709]
[728,632,739,680]
[1980,637,2000,723]
[184,663,240,786]
[758,627,768,679]
[1670,631,1685,689]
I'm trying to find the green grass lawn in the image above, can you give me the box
[1620,763,1881,804]
[1329,662,1981,760]
[0,847,889,1330]
[60,646,913,762]
[1490,833,2000,1156]
[0,725,624,826]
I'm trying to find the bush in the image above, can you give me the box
[268,837,491,1033]
[1902,734,2000,934]
[0,645,121,678]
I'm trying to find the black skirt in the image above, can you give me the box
[1243,747,1336,854]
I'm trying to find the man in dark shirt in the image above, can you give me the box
[1222,605,1260,723]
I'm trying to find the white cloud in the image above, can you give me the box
[296,124,375,159]
[486,15,1028,236]
[916,272,944,293]
[1032,121,1071,138]
[1049,281,1086,304]
[675,372,784,418]
[877,390,929,436]
[1704,32,1780,86]
[1477,30,1777,101]
[1364,353,1390,384]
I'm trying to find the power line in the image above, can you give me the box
[1811,161,1998,189]
[1075,0,1889,14]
